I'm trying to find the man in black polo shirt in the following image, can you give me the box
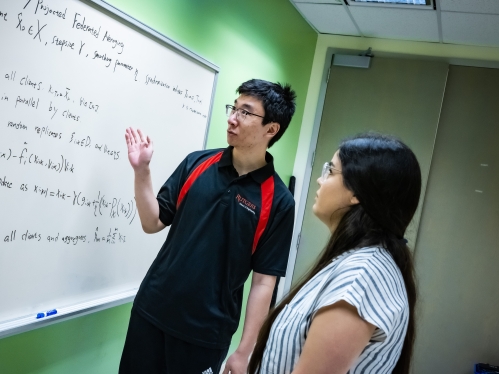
[119,79,296,374]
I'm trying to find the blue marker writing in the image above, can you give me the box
[36,313,45,319]
[46,309,57,316]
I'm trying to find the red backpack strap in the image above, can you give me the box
[252,176,275,254]
[176,152,223,209]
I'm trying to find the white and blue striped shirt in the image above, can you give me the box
[261,246,408,373]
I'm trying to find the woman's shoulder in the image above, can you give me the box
[324,246,407,304]
[334,246,401,276]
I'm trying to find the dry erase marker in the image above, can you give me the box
[36,313,45,319]
[46,309,58,316]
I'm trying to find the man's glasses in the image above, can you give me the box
[321,161,342,182]
[226,104,264,122]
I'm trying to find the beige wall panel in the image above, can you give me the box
[292,57,448,285]
[413,65,499,374]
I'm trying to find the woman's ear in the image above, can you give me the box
[350,195,360,205]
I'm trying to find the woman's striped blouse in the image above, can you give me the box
[261,246,409,373]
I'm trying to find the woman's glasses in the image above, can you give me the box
[321,162,342,182]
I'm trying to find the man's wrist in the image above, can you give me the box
[234,345,253,358]
[134,165,151,178]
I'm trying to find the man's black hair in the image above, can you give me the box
[236,79,296,148]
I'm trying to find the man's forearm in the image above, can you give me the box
[236,273,276,356]
[134,167,164,233]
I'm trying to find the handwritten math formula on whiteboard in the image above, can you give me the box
[0,0,217,335]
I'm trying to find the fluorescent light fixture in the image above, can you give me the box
[352,0,430,4]
[333,54,371,69]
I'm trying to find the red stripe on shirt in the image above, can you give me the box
[176,152,223,209]
[252,176,274,254]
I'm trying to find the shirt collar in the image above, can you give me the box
[219,146,275,184]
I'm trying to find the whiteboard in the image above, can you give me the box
[0,0,218,337]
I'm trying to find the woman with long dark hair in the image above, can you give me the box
[248,133,420,374]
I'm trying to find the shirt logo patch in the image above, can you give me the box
[236,194,256,215]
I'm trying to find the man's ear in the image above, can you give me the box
[350,195,360,205]
[266,122,280,137]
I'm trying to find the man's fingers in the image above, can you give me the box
[129,127,141,145]
[137,128,147,144]
[127,127,140,146]
[125,128,134,146]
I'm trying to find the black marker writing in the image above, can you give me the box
[94,143,120,160]
[35,125,62,139]
[35,0,67,19]
[0,146,75,174]
[15,95,39,109]
[114,59,133,73]
[5,71,16,81]
[22,230,42,242]
[19,74,42,90]
[102,31,124,54]
[16,13,47,42]
[0,175,13,189]
[33,19,46,42]
[93,51,112,67]
[94,227,126,244]
[61,234,86,245]
[52,35,75,52]
[184,90,202,104]
[62,109,81,122]
[173,85,183,95]
[17,13,25,31]
[7,120,28,131]
[48,85,71,101]
[48,101,58,119]
[79,97,99,112]
[73,13,101,38]
[69,132,91,147]
[145,75,170,89]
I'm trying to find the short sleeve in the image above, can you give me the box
[156,157,189,226]
[312,254,407,339]
[251,202,295,277]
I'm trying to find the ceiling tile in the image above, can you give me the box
[293,3,361,35]
[349,7,439,42]
[442,12,499,47]
[439,0,499,15]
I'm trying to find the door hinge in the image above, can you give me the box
[296,232,302,250]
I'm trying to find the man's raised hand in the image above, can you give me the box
[125,127,154,171]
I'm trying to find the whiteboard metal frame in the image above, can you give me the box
[0,291,136,339]
[87,0,219,72]
[0,0,219,340]
[86,0,221,149]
